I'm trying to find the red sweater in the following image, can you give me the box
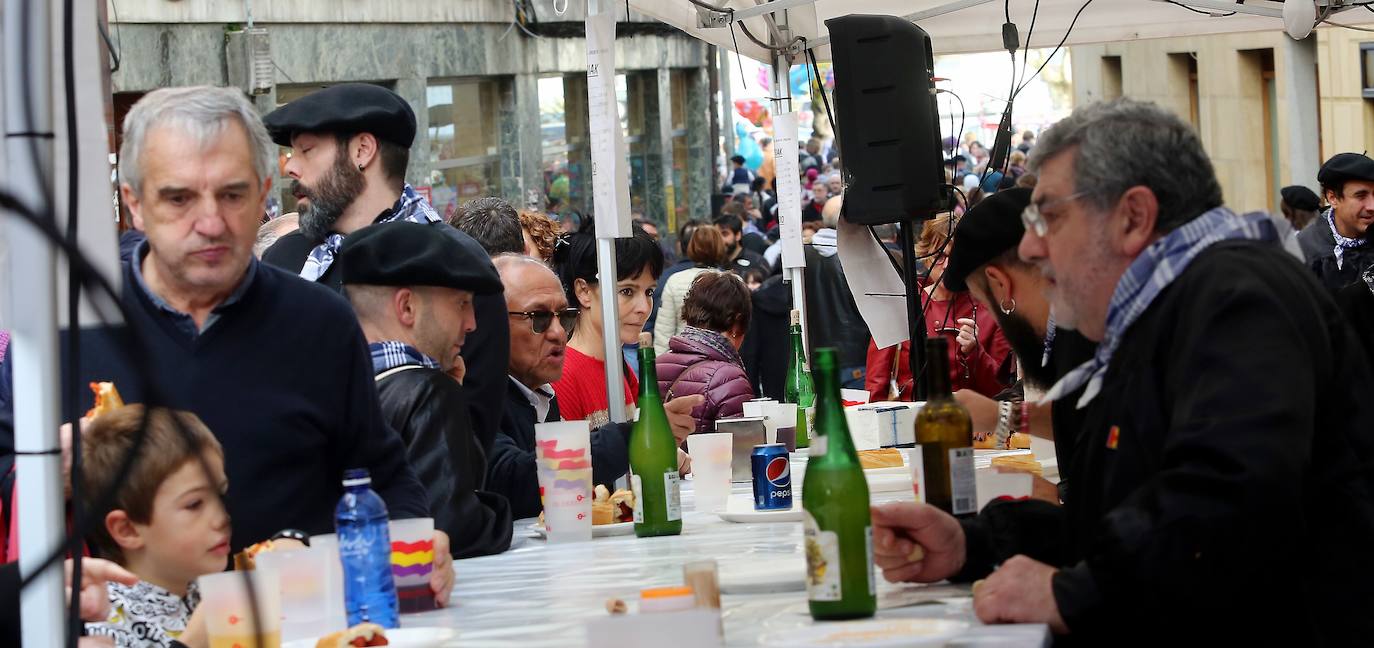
[865,291,1011,401]
[553,346,639,427]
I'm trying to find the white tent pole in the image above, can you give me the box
[769,8,809,357]
[587,0,628,425]
[5,0,66,645]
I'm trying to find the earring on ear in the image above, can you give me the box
[357,163,364,171]
[999,298,1017,315]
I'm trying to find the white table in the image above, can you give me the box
[404,468,1050,647]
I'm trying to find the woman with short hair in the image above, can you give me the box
[655,271,756,435]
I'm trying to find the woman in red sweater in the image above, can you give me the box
[551,227,664,428]
[866,213,1012,401]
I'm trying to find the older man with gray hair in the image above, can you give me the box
[869,99,1374,643]
[75,87,440,578]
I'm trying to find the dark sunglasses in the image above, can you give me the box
[508,308,579,335]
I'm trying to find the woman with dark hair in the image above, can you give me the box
[552,226,665,427]
[655,271,756,434]
[653,226,727,354]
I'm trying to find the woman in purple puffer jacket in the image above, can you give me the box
[656,270,756,435]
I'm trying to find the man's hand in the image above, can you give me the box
[955,317,979,355]
[430,530,455,608]
[870,503,966,584]
[677,448,692,476]
[664,395,704,443]
[66,558,137,622]
[953,390,998,440]
[972,555,1067,633]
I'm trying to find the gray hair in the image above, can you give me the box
[119,86,275,196]
[1028,98,1223,233]
[253,213,299,258]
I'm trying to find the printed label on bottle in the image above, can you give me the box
[949,447,977,515]
[664,470,682,521]
[803,511,842,602]
[909,445,926,504]
[866,525,875,595]
[809,432,828,458]
[631,473,644,523]
[805,406,817,438]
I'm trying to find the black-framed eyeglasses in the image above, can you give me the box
[508,308,579,335]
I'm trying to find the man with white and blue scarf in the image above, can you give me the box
[260,83,445,291]
[869,99,1374,644]
[1296,152,1374,293]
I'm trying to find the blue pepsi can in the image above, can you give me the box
[751,443,792,510]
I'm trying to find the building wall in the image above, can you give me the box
[106,12,713,230]
[1317,27,1374,166]
[1070,31,1323,214]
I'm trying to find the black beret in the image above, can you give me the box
[1317,152,1374,188]
[263,83,416,148]
[944,187,1033,293]
[338,221,502,295]
[1280,185,1320,212]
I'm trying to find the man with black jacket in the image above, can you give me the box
[804,197,871,389]
[872,99,1374,643]
[491,255,701,519]
[340,221,514,558]
[1296,153,1374,292]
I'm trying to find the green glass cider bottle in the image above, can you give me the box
[784,309,816,448]
[914,337,977,517]
[802,347,877,620]
[629,332,683,537]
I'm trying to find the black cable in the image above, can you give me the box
[1017,0,1094,96]
[729,24,748,90]
[738,20,804,54]
[1164,0,1235,16]
[62,0,85,642]
[106,0,122,73]
[1018,0,1042,93]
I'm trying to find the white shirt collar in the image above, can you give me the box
[510,376,555,423]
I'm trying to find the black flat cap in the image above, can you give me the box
[944,187,1032,293]
[339,221,503,295]
[263,83,417,148]
[1280,185,1320,212]
[1317,153,1374,188]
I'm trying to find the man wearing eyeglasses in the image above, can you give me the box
[341,221,514,561]
[490,254,702,519]
[870,99,1374,643]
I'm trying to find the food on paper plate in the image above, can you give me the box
[857,448,904,470]
[991,454,1042,476]
[233,539,283,571]
[85,381,125,419]
[1009,432,1031,449]
[315,622,389,647]
[590,484,635,525]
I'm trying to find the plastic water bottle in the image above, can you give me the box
[336,468,399,629]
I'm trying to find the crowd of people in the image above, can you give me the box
[1,80,1373,645]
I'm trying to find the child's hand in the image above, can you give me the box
[177,601,208,648]
[430,530,454,608]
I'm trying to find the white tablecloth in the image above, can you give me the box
[402,469,1050,647]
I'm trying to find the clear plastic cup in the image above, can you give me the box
[199,569,282,648]
[254,546,341,641]
[686,432,732,512]
[535,420,593,543]
[388,517,437,613]
[306,533,347,633]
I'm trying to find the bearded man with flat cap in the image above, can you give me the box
[339,221,515,560]
[261,83,443,289]
[1296,152,1374,292]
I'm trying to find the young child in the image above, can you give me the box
[82,404,228,648]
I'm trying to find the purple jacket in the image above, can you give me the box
[656,328,755,435]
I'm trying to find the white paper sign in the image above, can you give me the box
[586,8,631,239]
[837,215,909,349]
[774,113,804,268]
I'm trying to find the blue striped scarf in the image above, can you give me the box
[300,184,441,282]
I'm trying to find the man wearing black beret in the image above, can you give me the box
[1296,152,1374,292]
[340,221,515,559]
[261,83,443,290]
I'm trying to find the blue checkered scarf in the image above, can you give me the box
[1044,206,1277,409]
[300,184,441,282]
[1324,208,1365,270]
[369,340,440,375]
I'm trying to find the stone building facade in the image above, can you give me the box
[107,0,715,234]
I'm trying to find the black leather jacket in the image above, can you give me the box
[376,366,513,558]
[803,237,872,370]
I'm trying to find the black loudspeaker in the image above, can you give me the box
[825,15,950,225]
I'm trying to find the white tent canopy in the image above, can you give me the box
[630,0,1370,61]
